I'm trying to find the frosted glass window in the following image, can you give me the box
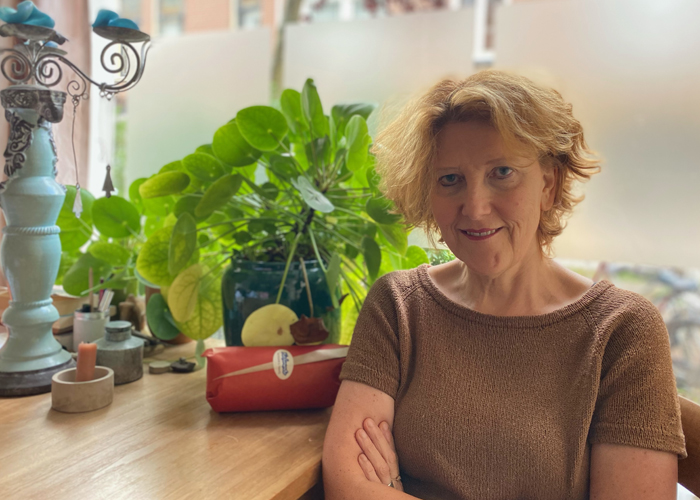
[284,9,474,113]
[124,30,271,188]
[494,0,700,268]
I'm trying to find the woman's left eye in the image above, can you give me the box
[493,167,513,178]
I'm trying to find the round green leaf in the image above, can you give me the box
[183,153,225,182]
[301,78,328,139]
[235,106,289,152]
[361,236,381,281]
[233,231,252,245]
[146,293,180,341]
[365,197,402,225]
[195,174,242,218]
[260,182,279,200]
[60,227,92,252]
[57,185,94,232]
[88,242,131,267]
[379,224,408,256]
[62,252,113,297]
[280,89,309,137]
[139,171,190,199]
[173,269,223,341]
[292,176,334,213]
[402,245,429,269]
[212,120,262,166]
[196,144,215,156]
[167,263,201,323]
[92,196,141,239]
[136,226,175,287]
[169,213,197,276]
[174,194,204,219]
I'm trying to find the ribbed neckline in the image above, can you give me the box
[416,263,614,328]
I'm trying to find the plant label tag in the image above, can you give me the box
[272,349,293,380]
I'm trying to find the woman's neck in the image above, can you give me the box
[431,253,592,316]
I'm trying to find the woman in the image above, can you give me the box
[322,70,687,499]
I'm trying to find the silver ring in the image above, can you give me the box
[387,480,394,488]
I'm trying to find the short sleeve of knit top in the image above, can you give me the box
[338,264,687,500]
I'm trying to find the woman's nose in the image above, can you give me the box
[460,183,492,220]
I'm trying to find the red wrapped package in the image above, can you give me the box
[203,344,348,412]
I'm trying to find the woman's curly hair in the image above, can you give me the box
[372,69,601,256]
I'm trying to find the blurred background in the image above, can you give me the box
[0,3,698,493]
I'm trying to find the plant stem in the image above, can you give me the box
[275,231,302,304]
[299,257,313,317]
[308,227,326,273]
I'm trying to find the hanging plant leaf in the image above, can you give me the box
[235,106,289,152]
[167,263,201,323]
[183,153,225,182]
[146,293,180,341]
[301,79,328,139]
[345,115,371,172]
[195,174,242,218]
[361,236,381,281]
[136,226,175,287]
[57,185,95,232]
[212,119,263,166]
[169,213,197,276]
[280,88,309,137]
[402,245,430,269]
[331,102,376,137]
[291,176,334,213]
[365,197,402,225]
[379,224,408,256]
[173,271,223,341]
[139,171,190,199]
[62,253,113,297]
[88,242,130,267]
[92,196,141,239]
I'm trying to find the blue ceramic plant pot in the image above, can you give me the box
[222,259,340,346]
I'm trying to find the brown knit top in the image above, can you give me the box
[338,264,687,500]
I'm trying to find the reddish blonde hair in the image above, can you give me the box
[373,70,601,255]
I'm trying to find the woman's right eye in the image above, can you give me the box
[439,174,459,186]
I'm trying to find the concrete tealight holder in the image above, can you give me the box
[51,366,114,413]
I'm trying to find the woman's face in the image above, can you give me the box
[430,121,556,278]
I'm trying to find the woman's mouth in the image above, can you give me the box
[460,227,503,241]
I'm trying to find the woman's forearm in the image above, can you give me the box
[325,478,421,500]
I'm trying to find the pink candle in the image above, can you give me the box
[75,342,97,382]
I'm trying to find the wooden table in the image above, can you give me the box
[0,336,331,500]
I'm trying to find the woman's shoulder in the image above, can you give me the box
[585,281,666,339]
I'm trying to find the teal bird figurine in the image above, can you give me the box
[92,9,139,31]
[0,1,55,28]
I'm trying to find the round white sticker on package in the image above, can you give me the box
[272,349,294,380]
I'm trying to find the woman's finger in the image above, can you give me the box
[360,419,395,484]
[355,427,392,485]
[357,453,381,483]
[379,421,403,491]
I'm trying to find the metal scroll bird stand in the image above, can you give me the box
[0,22,150,396]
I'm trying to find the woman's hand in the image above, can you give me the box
[355,418,403,492]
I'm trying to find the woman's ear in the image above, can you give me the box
[540,162,558,212]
